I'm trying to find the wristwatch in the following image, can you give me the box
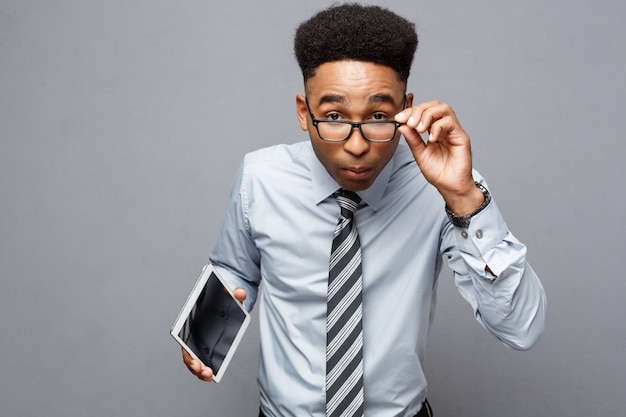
[445,182,491,228]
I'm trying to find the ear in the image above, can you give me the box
[405,92,414,108]
[295,94,309,131]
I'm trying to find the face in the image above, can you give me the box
[296,61,413,191]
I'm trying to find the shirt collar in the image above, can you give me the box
[305,142,395,211]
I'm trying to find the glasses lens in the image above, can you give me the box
[317,122,352,141]
[361,122,397,141]
[317,121,397,142]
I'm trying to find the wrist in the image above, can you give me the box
[444,182,491,228]
[440,180,485,215]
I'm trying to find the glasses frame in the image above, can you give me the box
[305,96,406,143]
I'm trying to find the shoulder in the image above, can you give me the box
[240,141,313,189]
[392,142,419,170]
[384,143,442,209]
[387,142,424,186]
[243,141,311,166]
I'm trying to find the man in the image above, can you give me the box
[182,4,546,416]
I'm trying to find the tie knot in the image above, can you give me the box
[333,189,361,214]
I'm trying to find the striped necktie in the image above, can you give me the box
[326,189,364,417]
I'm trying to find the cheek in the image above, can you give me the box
[311,140,339,169]
[375,142,399,166]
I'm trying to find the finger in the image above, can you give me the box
[197,367,214,382]
[182,349,200,372]
[399,124,427,153]
[395,108,422,128]
[232,287,247,303]
[182,349,204,374]
[427,114,456,143]
[420,103,458,134]
[395,100,441,132]
[182,347,194,366]
[182,348,215,382]
[417,102,454,134]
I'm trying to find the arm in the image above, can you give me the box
[182,163,261,381]
[442,181,546,350]
[209,162,262,312]
[396,100,546,349]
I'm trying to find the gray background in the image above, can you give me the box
[1,0,624,416]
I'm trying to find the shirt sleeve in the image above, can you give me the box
[441,175,547,350]
[209,162,261,312]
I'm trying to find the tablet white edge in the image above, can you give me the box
[170,263,250,383]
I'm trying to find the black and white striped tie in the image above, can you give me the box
[326,189,364,417]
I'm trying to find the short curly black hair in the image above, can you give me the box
[294,3,418,83]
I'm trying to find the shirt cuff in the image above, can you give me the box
[451,198,510,279]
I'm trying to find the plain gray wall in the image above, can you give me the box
[1,0,624,416]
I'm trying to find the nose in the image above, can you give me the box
[343,126,370,157]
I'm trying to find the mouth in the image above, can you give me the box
[343,167,372,179]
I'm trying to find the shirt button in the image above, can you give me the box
[476,229,483,239]
[461,231,468,239]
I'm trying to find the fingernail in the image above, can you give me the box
[417,122,423,130]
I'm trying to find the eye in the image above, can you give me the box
[371,112,389,121]
[326,112,342,121]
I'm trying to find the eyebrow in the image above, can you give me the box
[318,95,347,105]
[316,94,399,106]
[366,94,397,105]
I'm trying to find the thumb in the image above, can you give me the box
[399,125,427,154]
[232,287,247,303]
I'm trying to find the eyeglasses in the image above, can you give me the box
[305,96,405,143]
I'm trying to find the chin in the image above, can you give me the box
[338,179,374,192]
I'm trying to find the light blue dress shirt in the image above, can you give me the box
[210,141,546,417]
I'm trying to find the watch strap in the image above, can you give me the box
[445,182,491,228]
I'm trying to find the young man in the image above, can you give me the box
[183,4,546,416]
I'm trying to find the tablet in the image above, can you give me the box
[170,263,250,383]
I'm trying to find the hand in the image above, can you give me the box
[181,287,248,382]
[395,100,483,215]
[182,348,214,382]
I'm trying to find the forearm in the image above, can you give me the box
[471,261,546,350]
[445,194,547,350]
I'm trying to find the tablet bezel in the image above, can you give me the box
[170,263,250,383]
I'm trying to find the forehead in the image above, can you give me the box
[305,60,405,104]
